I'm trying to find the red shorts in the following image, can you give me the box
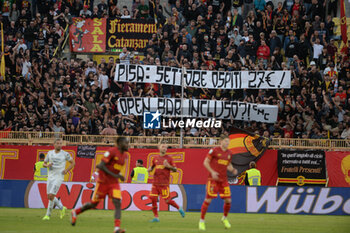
[149,184,170,199]
[205,179,231,199]
[92,182,121,202]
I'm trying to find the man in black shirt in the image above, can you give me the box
[18,9,30,27]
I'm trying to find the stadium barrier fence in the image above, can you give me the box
[0,131,349,150]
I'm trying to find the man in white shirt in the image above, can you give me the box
[119,47,131,64]
[42,138,75,220]
[17,38,27,52]
[80,5,92,18]
[22,56,32,79]
[99,69,109,91]
[311,37,323,62]
[85,61,97,76]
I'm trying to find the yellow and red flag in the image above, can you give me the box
[0,22,5,78]
[340,0,348,50]
[228,127,269,184]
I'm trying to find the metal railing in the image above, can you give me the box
[0,131,349,150]
[268,137,350,151]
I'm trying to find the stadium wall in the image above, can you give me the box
[0,146,349,187]
[0,145,278,185]
[0,180,349,215]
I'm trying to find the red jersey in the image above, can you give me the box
[151,154,175,186]
[206,147,232,182]
[97,148,126,184]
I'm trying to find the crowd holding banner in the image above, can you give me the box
[117,97,278,123]
[114,64,291,89]
[69,18,156,52]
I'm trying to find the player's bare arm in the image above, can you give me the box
[96,160,125,181]
[227,163,238,176]
[43,161,53,168]
[62,159,75,175]
[203,157,219,181]
[163,160,177,172]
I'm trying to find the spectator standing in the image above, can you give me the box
[98,68,109,91]
[285,35,299,66]
[244,34,258,63]
[269,30,282,56]
[232,0,243,15]
[97,0,108,16]
[101,122,117,135]
[8,3,20,22]
[136,0,150,19]
[231,8,243,30]
[256,40,270,67]
[310,36,324,64]
[119,47,131,64]
[80,5,92,18]
[254,0,266,13]
[85,61,97,76]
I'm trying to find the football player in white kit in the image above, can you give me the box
[42,138,75,220]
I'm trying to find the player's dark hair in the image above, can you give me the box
[220,134,229,141]
[39,153,45,159]
[137,159,143,165]
[116,136,127,145]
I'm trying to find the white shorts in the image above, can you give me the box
[47,178,63,195]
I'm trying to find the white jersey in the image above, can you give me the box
[44,149,72,180]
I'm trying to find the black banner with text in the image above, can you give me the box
[107,18,156,51]
[77,145,97,159]
[277,150,327,186]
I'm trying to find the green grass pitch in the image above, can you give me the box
[0,208,349,233]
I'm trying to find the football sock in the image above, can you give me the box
[166,199,179,209]
[112,199,121,219]
[75,208,82,215]
[46,200,54,216]
[151,197,158,218]
[53,197,63,210]
[223,202,231,217]
[114,219,120,227]
[200,200,210,220]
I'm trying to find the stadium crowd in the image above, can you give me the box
[0,0,349,140]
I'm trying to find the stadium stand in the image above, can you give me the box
[0,0,349,141]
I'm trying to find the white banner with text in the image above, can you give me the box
[117,97,278,123]
[114,64,291,89]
